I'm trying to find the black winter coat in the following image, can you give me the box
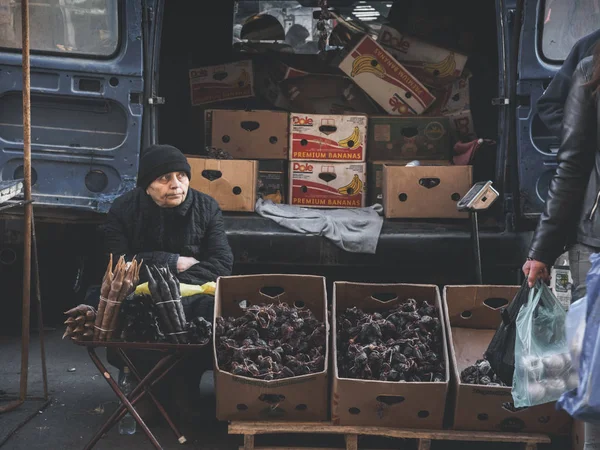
[104,187,234,285]
[529,57,600,265]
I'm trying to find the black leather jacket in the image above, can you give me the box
[529,56,599,266]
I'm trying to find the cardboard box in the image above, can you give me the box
[368,116,452,161]
[444,285,572,434]
[289,161,366,209]
[332,282,450,429]
[205,109,289,160]
[258,160,286,204]
[427,71,472,116]
[213,274,329,422]
[368,160,450,206]
[378,25,468,88]
[338,35,436,115]
[383,165,472,219]
[189,61,254,106]
[187,157,258,212]
[290,113,367,162]
[280,75,382,116]
[448,109,477,142]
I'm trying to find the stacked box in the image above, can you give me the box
[289,113,368,209]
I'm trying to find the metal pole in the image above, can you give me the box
[471,211,483,284]
[32,210,49,400]
[20,0,33,403]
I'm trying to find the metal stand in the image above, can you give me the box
[470,211,483,284]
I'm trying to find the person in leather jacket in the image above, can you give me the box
[524,45,600,299]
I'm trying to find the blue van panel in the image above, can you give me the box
[0,1,144,213]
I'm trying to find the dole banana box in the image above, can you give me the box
[377,25,468,88]
[189,60,254,106]
[289,161,366,209]
[289,113,367,162]
[339,35,436,115]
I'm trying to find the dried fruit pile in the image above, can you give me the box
[216,302,326,380]
[460,359,507,386]
[337,299,445,382]
[120,294,164,343]
[119,293,213,345]
[145,265,188,343]
[94,255,141,341]
[63,304,96,341]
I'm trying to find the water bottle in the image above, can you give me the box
[118,366,137,435]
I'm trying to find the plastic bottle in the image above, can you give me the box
[118,366,137,435]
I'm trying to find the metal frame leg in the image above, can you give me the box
[118,349,187,443]
[84,347,164,450]
[471,211,483,284]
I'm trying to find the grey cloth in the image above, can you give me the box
[255,198,384,254]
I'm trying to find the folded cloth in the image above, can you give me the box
[255,198,384,254]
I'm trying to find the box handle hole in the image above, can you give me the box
[418,410,430,418]
[371,293,399,303]
[484,297,509,310]
[241,120,260,132]
[419,178,440,189]
[213,71,228,81]
[259,394,285,404]
[319,125,337,134]
[349,407,361,415]
[376,395,405,405]
[318,172,337,183]
[295,404,308,411]
[260,286,285,298]
[201,170,222,182]
[401,127,419,138]
[236,404,248,411]
[478,413,489,421]
[294,300,305,309]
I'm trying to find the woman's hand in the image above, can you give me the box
[522,259,550,288]
[177,256,199,273]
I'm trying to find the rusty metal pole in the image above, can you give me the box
[0,0,32,415]
[20,0,33,403]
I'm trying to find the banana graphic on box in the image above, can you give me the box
[338,175,363,196]
[337,126,361,150]
[351,54,386,79]
[233,69,249,87]
[423,53,457,78]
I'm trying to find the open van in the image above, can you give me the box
[0,0,596,312]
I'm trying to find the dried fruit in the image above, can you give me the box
[460,359,507,386]
[216,302,326,380]
[337,300,445,382]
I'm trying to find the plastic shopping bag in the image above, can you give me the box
[557,253,600,421]
[485,279,530,385]
[565,296,587,381]
[512,281,574,408]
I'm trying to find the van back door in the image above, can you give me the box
[0,0,143,213]
[515,0,597,219]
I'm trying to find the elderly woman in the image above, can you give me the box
[103,144,234,423]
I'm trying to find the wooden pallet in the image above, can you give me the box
[229,421,552,450]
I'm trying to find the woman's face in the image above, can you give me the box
[146,171,189,208]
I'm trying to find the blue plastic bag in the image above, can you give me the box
[558,253,600,421]
[512,282,574,408]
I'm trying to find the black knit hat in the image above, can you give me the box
[137,144,192,189]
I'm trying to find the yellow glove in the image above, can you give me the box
[135,281,216,297]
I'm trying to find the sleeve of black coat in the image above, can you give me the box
[528,64,597,265]
[104,203,179,272]
[178,199,233,284]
